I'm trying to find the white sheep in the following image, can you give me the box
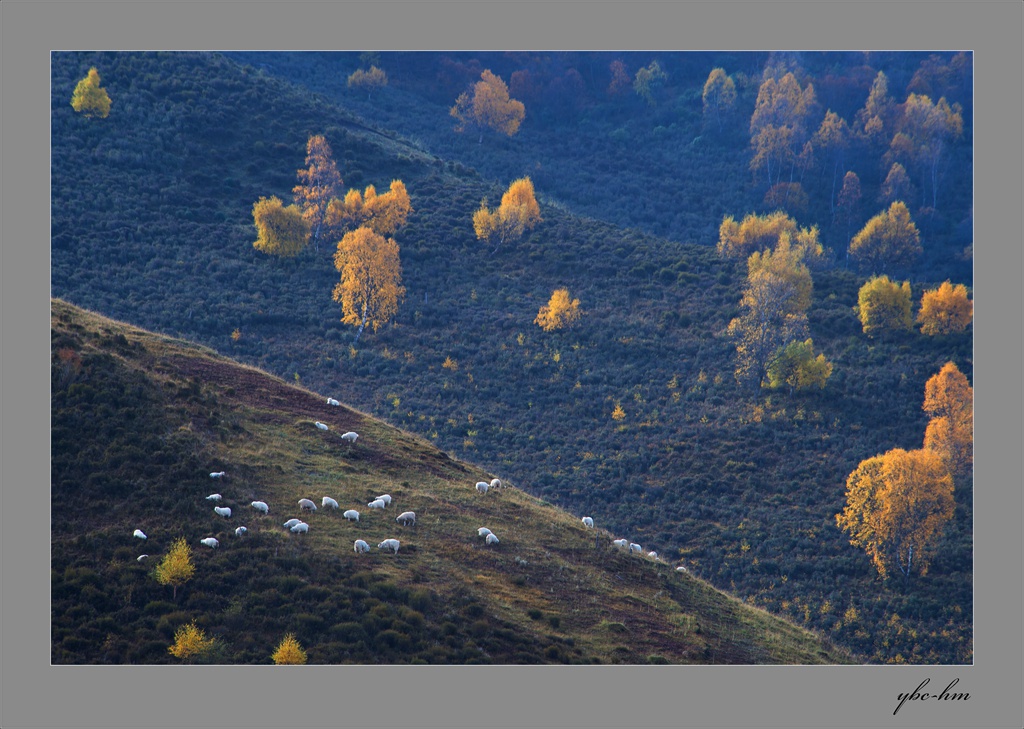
[206,493,222,502]
[475,481,489,494]
[375,494,392,506]
[377,538,400,554]
[647,551,658,559]
[353,539,371,553]
[214,506,232,518]
[137,555,149,562]
[133,529,147,540]
[343,509,360,522]
[490,478,502,489]
[290,522,309,534]
[251,501,269,514]
[210,471,226,479]
[282,518,302,529]
[612,539,628,549]
[235,526,248,537]
[200,537,219,548]
[629,543,642,554]
[298,498,317,512]
[315,421,329,431]
[322,496,340,509]
[368,498,386,510]
[326,397,340,406]
[477,527,492,537]
[582,516,594,528]
[341,431,359,443]
[676,566,688,573]
[396,511,416,526]
[485,533,500,545]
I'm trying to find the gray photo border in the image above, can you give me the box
[3,1,1021,728]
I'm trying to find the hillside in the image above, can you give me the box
[50,51,972,663]
[51,298,849,664]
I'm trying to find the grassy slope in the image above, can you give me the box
[51,298,849,664]
[50,51,972,664]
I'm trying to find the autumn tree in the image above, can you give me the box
[812,110,851,215]
[293,134,343,250]
[854,71,895,147]
[252,196,311,257]
[473,177,541,251]
[763,182,809,218]
[835,448,954,583]
[272,633,308,665]
[332,227,405,343]
[922,362,973,485]
[702,68,737,133]
[917,281,973,335]
[168,621,216,663]
[848,201,922,273]
[71,67,112,118]
[749,71,817,187]
[607,60,631,96]
[347,65,388,100]
[765,338,833,393]
[834,171,862,240]
[855,275,913,337]
[879,162,915,206]
[633,60,668,106]
[717,210,823,267]
[451,70,525,143]
[897,93,964,209]
[327,179,412,236]
[535,289,582,331]
[153,537,196,601]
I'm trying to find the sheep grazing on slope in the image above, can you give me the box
[133,529,147,540]
[375,494,392,506]
[477,527,492,537]
[629,543,643,554]
[485,533,500,545]
[209,471,226,479]
[341,431,359,443]
[343,509,360,522]
[298,498,317,512]
[475,481,489,494]
[290,522,309,534]
[377,538,400,554]
[251,501,269,514]
[326,397,340,406]
[647,551,659,560]
[235,526,248,537]
[200,538,219,548]
[214,506,232,518]
[322,496,340,509]
[612,539,628,549]
[582,516,594,528]
[137,555,149,562]
[206,493,222,502]
[489,478,502,489]
[368,498,386,510]
[314,421,329,431]
[353,539,371,554]
[396,511,416,526]
[676,565,688,573]
[282,518,302,529]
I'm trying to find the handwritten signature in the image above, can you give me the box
[894,678,970,715]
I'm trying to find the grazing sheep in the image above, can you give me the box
[282,518,302,529]
[298,498,317,512]
[343,509,360,522]
[206,494,222,502]
[475,481,489,494]
[582,516,594,528]
[137,555,149,562]
[251,501,269,514]
[210,472,226,479]
[133,529,147,540]
[629,543,642,554]
[612,539,628,549]
[200,538,219,548]
[490,478,502,489]
[235,526,248,537]
[377,538,400,554]
[485,533,500,545]
[477,527,492,537]
[315,421,329,431]
[353,539,371,553]
[375,494,392,506]
[396,511,416,526]
[326,397,340,406]
[214,506,232,518]
[322,496,340,509]
[647,551,658,559]
[368,498,386,510]
[341,431,359,443]
[290,522,309,534]
[676,566,688,573]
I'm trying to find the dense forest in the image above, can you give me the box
[51,50,972,663]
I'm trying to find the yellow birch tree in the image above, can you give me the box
[917,281,973,335]
[71,67,112,118]
[451,70,525,143]
[153,537,196,601]
[333,227,405,343]
[535,289,582,331]
[252,196,311,257]
[272,633,308,664]
[293,135,343,250]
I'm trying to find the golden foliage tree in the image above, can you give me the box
[252,196,311,257]
[766,338,833,393]
[702,68,737,133]
[746,234,813,314]
[749,71,817,186]
[717,210,796,259]
[633,60,668,106]
[854,71,895,147]
[272,633,308,665]
[71,67,112,118]
[293,134,343,250]
[327,179,412,236]
[836,448,954,582]
[897,93,964,209]
[879,162,914,206]
[168,621,215,663]
[855,275,913,337]
[154,537,196,601]
[333,227,405,343]
[848,201,922,273]
[922,362,973,483]
[917,281,973,335]
[451,70,525,143]
[473,177,541,251]
[347,65,388,100]
[535,289,582,332]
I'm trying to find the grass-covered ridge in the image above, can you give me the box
[51,299,849,664]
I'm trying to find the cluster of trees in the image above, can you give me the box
[535,289,582,332]
[473,176,541,250]
[451,69,525,143]
[855,276,972,337]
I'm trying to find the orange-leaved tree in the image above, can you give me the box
[855,275,913,337]
[252,196,311,257]
[535,289,582,332]
[473,177,541,251]
[836,448,954,583]
[327,180,411,236]
[922,362,973,484]
[71,67,112,118]
[293,134,343,250]
[333,227,405,344]
[451,70,525,143]
[153,537,195,601]
[848,201,921,273]
[917,280,972,335]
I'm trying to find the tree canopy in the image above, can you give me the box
[917,281,972,335]
[451,70,525,142]
[332,227,405,343]
[855,275,913,337]
[252,196,311,257]
[293,134,343,249]
[535,289,582,332]
[848,201,921,273]
[71,67,112,118]
[922,362,973,484]
[473,177,541,251]
[153,537,195,600]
